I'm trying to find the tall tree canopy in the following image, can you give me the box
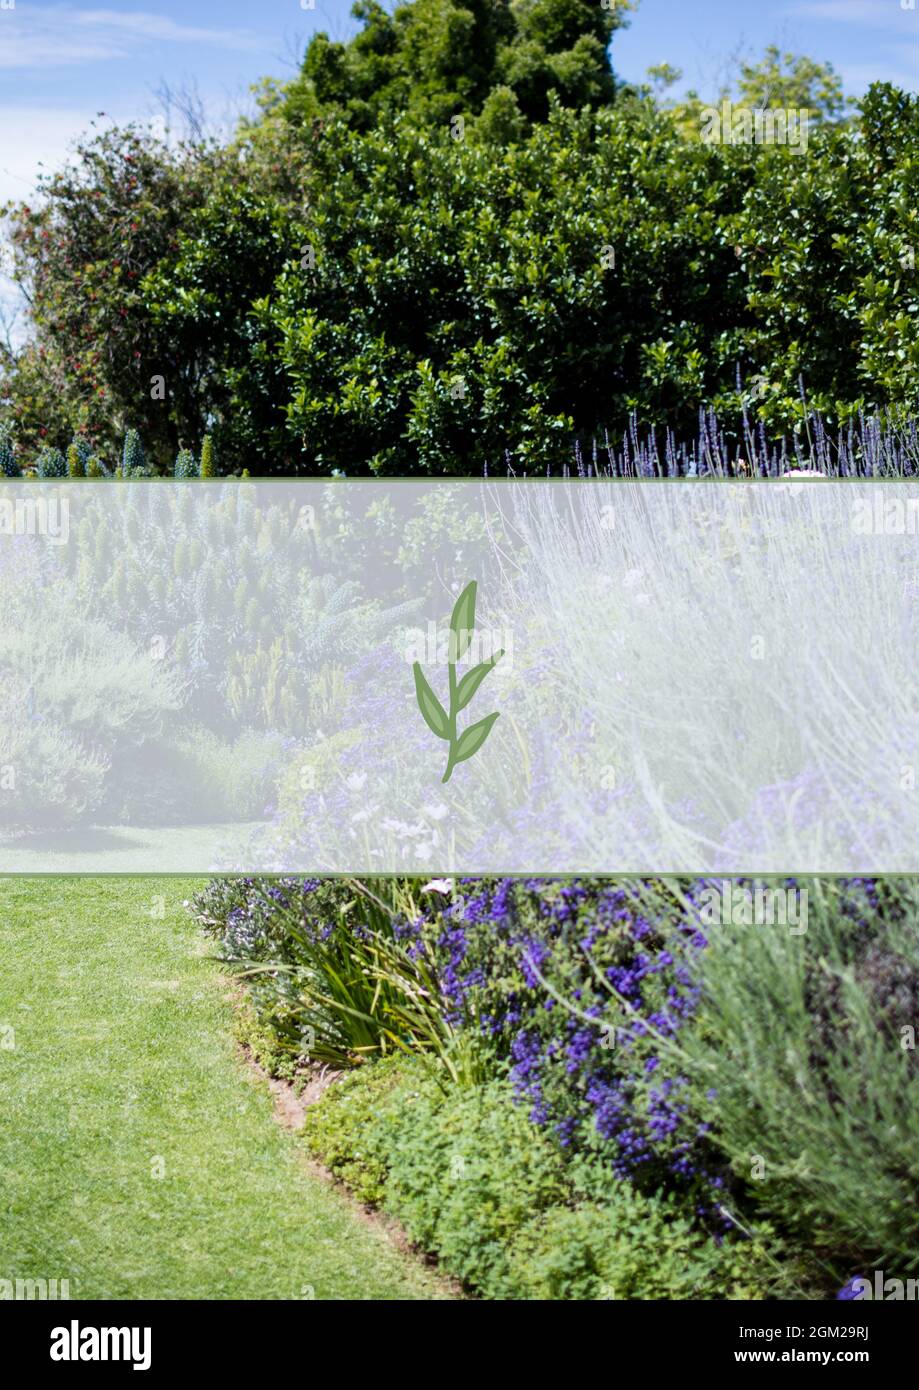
[272,0,634,130]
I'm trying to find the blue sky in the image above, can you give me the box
[0,0,916,211]
[617,0,919,97]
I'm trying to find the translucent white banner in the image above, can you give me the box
[0,479,916,873]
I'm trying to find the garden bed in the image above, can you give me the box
[193,874,919,1300]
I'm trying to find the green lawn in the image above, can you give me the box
[0,877,451,1300]
[0,823,263,874]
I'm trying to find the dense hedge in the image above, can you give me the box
[3,1,919,473]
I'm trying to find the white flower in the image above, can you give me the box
[421,878,454,895]
[424,802,449,821]
[382,817,428,839]
[346,772,367,791]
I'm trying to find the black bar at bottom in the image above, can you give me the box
[5,1296,913,1376]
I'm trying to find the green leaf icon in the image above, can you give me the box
[412,579,504,783]
[449,579,477,663]
[413,662,450,740]
[455,649,504,712]
[452,711,499,767]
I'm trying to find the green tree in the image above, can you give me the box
[142,186,295,472]
[736,46,851,124]
[474,85,527,145]
[731,82,919,425]
[276,0,634,132]
[264,95,749,472]
[668,45,851,143]
[0,124,225,468]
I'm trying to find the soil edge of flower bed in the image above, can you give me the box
[239,1043,468,1300]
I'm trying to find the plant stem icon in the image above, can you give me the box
[413,580,503,784]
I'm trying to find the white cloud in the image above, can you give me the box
[782,0,919,90]
[0,107,92,349]
[0,5,267,69]
[0,105,95,202]
[74,9,267,48]
[784,0,917,24]
[836,49,919,91]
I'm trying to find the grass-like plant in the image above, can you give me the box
[230,878,480,1080]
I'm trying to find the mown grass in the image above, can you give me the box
[0,823,262,874]
[0,877,451,1300]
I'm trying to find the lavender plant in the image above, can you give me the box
[550,392,919,478]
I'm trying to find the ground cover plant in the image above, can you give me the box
[302,1057,786,1300]
[193,873,919,1300]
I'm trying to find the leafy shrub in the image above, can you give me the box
[179,84,919,473]
[0,593,183,831]
[373,1073,569,1294]
[729,84,919,428]
[170,726,288,819]
[0,680,110,829]
[503,1185,784,1300]
[94,728,284,826]
[174,447,198,478]
[36,445,66,477]
[121,428,147,476]
[0,424,20,477]
[199,433,216,477]
[302,1052,415,1205]
[259,98,748,472]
